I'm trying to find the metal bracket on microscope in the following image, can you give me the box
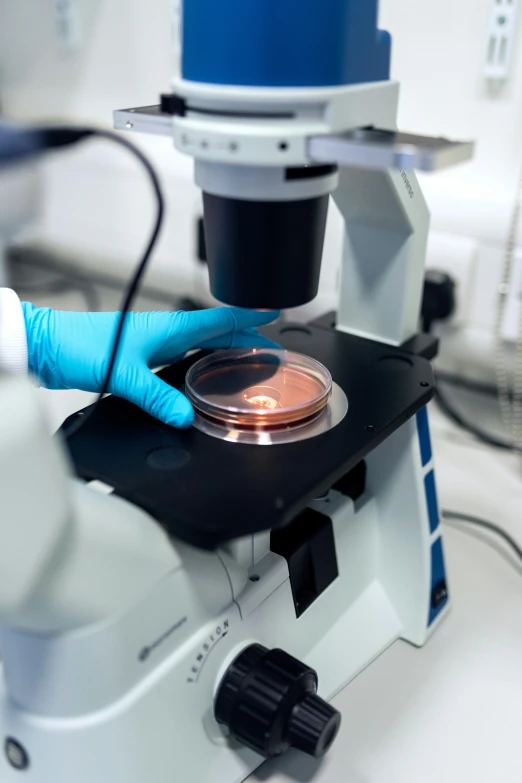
[113,104,474,172]
[113,105,174,137]
[308,128,474,172]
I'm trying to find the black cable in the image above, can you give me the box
[434,381,514,451]
[436,370,510,400]
[421,295,514,451]
[442,510,522,563]
[60,128,165,440]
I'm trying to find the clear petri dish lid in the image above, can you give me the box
[185,349,332,430]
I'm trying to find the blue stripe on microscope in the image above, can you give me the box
[416,406,432,467]
[424,470,440,534]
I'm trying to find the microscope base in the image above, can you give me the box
[0,411,448,782]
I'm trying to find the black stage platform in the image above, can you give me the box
[64,322,434,549]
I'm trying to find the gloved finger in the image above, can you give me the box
[162,307,279,356]
[151,330,280,367]
[113,364,194,428]
[237,326,281,348]
[199,331,281,351]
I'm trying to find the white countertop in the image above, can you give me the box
[252,406,522,783]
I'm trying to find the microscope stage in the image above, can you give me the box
[64,322,434,549]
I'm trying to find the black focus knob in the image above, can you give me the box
[214,644,341,759]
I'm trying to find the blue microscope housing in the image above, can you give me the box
[180,0,393,309]
[182,0,391,88]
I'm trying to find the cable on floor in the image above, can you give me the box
[442,509,522,564]
[434,383,514,451]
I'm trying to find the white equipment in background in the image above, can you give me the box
[483,0,520,81]
[0,163,42,286]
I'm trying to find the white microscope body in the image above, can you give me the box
[0,1,472,780]
[0,372,443,783]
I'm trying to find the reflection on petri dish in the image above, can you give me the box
[185,349,332,432]
[243,386,282,410]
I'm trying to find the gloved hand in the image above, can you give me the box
[22,304,279,428]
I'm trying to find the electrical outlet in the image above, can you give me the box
[484,0,519,80]
[55,0,81,49]
[501,248,522,342]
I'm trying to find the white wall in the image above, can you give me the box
[0,0,176,119]
[0,0,201,297]
[383,0,522,189]
[1,0,522,379]
[307,0,522,358]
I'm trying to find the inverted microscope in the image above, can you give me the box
[0,1,473,781]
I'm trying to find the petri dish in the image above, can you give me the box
[185,349,332,433]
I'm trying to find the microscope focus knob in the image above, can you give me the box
[214,644,341,759]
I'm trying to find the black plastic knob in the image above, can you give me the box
[421,269,456,333]
[214,644,341,759]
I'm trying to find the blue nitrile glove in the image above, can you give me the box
[21,304,279,428]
